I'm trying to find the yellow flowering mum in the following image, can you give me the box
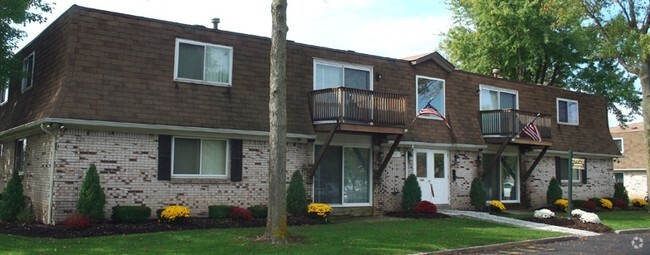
[599,198,613,209]
[160,205,191,223]
[554,199,569,212]
[488,200,506,212]
[307,203,332,218]
[632,198,648,208]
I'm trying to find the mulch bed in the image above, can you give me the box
[383,211,450,219]
[521,216,614,233]
[0,216,321,239]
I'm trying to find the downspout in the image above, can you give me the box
[40,123,56,225]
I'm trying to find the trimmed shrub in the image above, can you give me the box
[111,205,152,223]
[613,182,630,203]
[0,170,26,222]
[588,197,601,204]
[286,170,308,216]
[228,207,253,221]
[77,164,106,222]
[401,174,422,211]
[16,206,35,224]
[572,199,585,208]
[546,178,562,206]
[247,205,268,219]
[469,178,486,211]
[62,213,91,230]
[208,205,234,219]
[582,200,597,210]
[414,201,437,214]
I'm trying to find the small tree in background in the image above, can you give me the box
[401,174,421,211]
[470,178,486,211]
[77,164,106,222]
[286,170,308,216]
[613,182,629,203]
[546,178,563,206]
[0,170,26,222]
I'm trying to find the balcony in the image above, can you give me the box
[480,109,552,145]
[310,87,406,134]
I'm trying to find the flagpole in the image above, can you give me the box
[511,113,541,141]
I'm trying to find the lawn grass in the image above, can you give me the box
[599,210,650,230]
[0,218,563,255]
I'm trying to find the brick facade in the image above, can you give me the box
[610,122,648,200]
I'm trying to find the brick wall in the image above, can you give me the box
[621,170,648,199]
[449,151,481,210]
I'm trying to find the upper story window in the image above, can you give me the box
[613,138,623,154]
[172,137,229,178]
[416,76,445,119]
[557,98,578,125]
[313,59,372,90]
[1,80,8,105]
[479,85,518,110]
[174,39,233,86]
[21,52,35,93]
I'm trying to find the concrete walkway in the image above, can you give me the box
[439,209,601,237]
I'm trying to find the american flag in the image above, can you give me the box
[419,103,451,129]
[522,118,542,141]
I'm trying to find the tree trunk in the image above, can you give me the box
[266,0,289,242]
[641,61,650,214]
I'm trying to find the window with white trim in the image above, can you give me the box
[479,85,518,110]
[416,76,445,119]
[557,98,579,125]
[313,59,372,90]
[172,137,229,178]
[15,139,26,174]
[613,138,623,154]
[21,52,35,92]
[0,79,8,105]
[557,157,585,183]
[174,39,233,86]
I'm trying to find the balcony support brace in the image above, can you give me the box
[522,146,549,181]
[375,134,404,182]
[308,123,340,182]
[482,137,510,180]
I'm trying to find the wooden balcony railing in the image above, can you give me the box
[479,109,552,140]
[310,87,406,127]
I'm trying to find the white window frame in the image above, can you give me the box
[173,38,233,87]
[21,52,35,93]
[0,79,8,105]
[312,58,373,90]
[613,138,624,154]
[415,75,446,120]
[171,137,230,178]
[556,98,579,125]
[478,84,519,110]
[558,157,583,183]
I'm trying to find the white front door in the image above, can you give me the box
[413,150,449,205]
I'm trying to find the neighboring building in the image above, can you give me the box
[0,6,620,224]
[610,122,648,199]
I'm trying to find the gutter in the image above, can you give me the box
[39,123,58,225]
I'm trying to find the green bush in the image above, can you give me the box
[248,205,268,218]
[470,178,486,211]
[286,170,308,216]
[613,182,629,203]
[401,174,421,211]
[546,178,562,206]
[0,170,26,222]
[111,205,152,223]
[208,205,234,219]
[16,206,35,224]
[77,164,106,222]
[572,199,585,208]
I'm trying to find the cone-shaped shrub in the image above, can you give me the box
[286,170,308,216]
[470,178,486,211]
[546,178,562,206]
[77,164,106,222]
[0,170,26,222]
[401,174,421,211]
[613,182,629,203]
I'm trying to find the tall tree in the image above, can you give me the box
[266,0,289,243]
[441,0,640,124]
[1,0,51,83]
[574,0,649,212]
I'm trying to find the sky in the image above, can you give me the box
[16,0,639,127]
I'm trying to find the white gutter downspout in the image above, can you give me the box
[40,123,56,225]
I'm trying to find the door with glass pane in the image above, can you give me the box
[314,145,371,205]
[414,150,449,204]
[482,154,519,202]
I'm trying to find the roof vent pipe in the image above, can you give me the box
[492,68,500,78]
[212,18,220,29]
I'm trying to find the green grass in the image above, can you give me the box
[0,218,563,255]
[599,210,650,230]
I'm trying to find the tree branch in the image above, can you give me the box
[615,0,632,25]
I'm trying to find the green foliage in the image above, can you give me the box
[613,182,630,202]
[208,205,234,219]
[286,170,308,216]
[0,170,26,222]
[16,206,35,224]
[111,206,152,223]
[470,178,486,211]
[77,164,106,222]
[546,178,563,206]
[248,205,268,219]
[401,174,421,211]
